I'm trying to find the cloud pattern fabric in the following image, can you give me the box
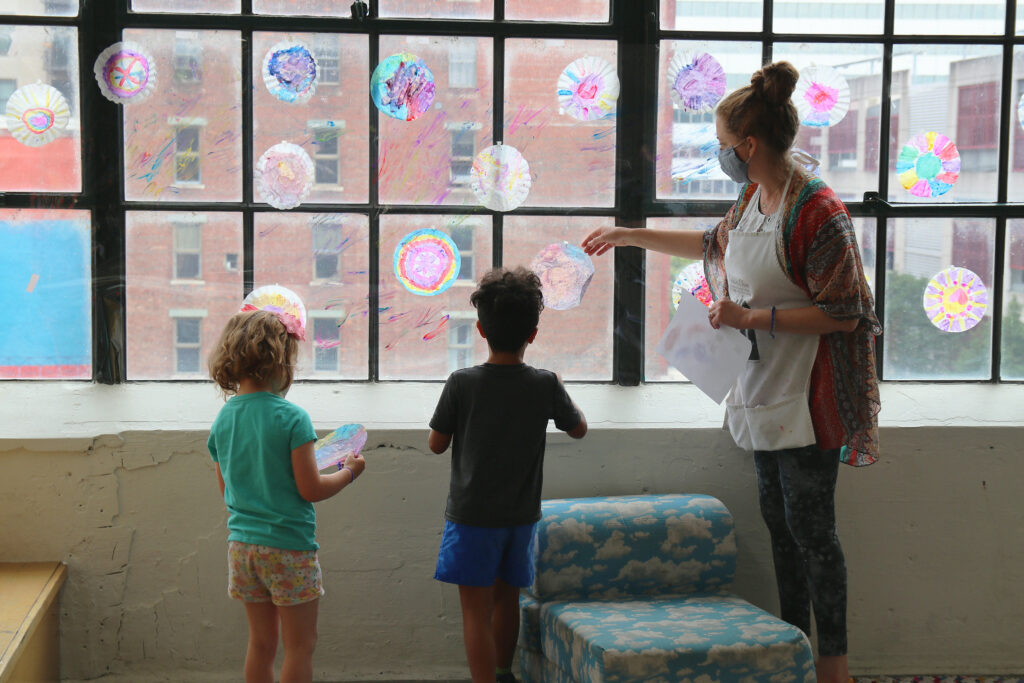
[520,494,814,683]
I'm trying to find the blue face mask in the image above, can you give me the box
[718,143,751,184]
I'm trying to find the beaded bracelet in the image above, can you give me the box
[342,466,356,483]
[769,305,777,339]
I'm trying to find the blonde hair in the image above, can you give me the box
[208,310,298,395]
[716,61,800,154]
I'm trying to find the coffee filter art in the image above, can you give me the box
[5,82,70,147]
[671,262,713,310]
[240,284,308,341]
[393,228,461,296]
[922,266,987,333]
[314,423,368,471]
[896,132,961,199]
[371,52,436,122]
[470,143,532,212]
[262,40,318,104]
[794,64,849,128]
[530,241,595,311]
[667,51,726,112]
[94,40,157,105]
[256,141,315,210]
[556,55,619,122]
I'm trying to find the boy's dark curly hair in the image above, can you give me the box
[470,267,544,352]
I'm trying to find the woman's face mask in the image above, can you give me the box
[718,141,751,184]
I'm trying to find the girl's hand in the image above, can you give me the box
[343,452,366,480]
[707,299,751,330]
[581,227,630,256]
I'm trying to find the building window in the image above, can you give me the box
[313,34,340,85]
[224,253,238,271]
[313,317,340,372]
[173,222,202,279]
[312,126,341,186]
[828,110,857,170]
[448,40,477,89]
[0,29,11,56]
[451,225,475,281]
[174,126,202,184]
[174,317,202,374]
[313,218,343,280]
[450,129,475,185]
[448,319,475,372]
[0,79,16,106]
[173,31,203,84]
[957,81,999,172]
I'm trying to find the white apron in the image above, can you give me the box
[723,176,820,452]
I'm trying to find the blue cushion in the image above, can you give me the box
[540,594,815,683]
[530,495,737,602]
[520,593,543,653]
[520,647,573,683]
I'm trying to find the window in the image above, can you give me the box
[312,125,341,186]
[0,28,11,55]
[173,316,202,374]
[312,218,342,280]
[0,78,15,104]
[313,316,340,372]
[828,110,858,170]
[451,224,474,281]
[448,319,475,373]
[174,126,202,184]
[173,31,203,83]
[957,81,999,172]
[449,39,477,89]
[173,221,202,279]
[313,33,340,85]
[449,127,475,186]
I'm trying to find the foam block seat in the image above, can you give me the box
[519,495,814,683]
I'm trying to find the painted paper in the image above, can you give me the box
[671,262,712,309]
[668,51,726,112]
[240,284,308,341]
[393,228,461,296]
[556,56,619,122]
[530,241,595,311]
[5,83,70,147]
[314,423,367,471]
[262,41,318,104]
[794,64,849,128]
[922,266,988,333]
[896,132,961,198]
[256,141,315,210]
[371,52,435,122]
[470,143,532,212]
[94,41,157,104]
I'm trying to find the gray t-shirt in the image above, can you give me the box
[429,363,582,527]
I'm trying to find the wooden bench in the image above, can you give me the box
[0,563,67,683]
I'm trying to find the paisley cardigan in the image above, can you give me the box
[703,168,882,466]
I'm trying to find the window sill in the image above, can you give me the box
[0,381,1022,441]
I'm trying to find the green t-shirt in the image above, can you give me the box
[208,392,319,551]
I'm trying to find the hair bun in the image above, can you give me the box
[752,61,799,106]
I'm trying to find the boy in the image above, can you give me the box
[428,266,588,683]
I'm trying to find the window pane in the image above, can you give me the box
[506,0,609,22]
[0,209,91,379]
[0,25,82,193]
[378,36,492,206]
[176,317,200,344]
[254,0,348,14]
[503,216,613,381]
[1002,221,1024,379]
[312,317,340,372]
[883,218,994,380]
[663,0,761,32]
[1006,49,1024,200]
[773,43,884,204]
[256,213,369,380]
[126,212,242,379]
[773,0,883,35]
[0,1,77,16]
[132,0,240,12]
[123,29,241,202]
[889,45,1001,203]
[379,0,493,20]
[657,40,760,201]
[379,215,492,380]
[505,38,616,208]
[895,0,1004,36]
[253,32,369,204]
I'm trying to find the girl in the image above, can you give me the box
[207,309,365,683]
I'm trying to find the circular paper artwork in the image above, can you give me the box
[94,41,156,104]
[1018,93,1024,131]
[371,52,436,122]
[671,262,713,310]
[314,424,368,471]
[393,229,461,296]
[256,141,315,210]
[667,51,726,112]
[5,83,70,147]
[794,64,849,128]
[470,144,532,212]
[556,56,619,122]
[530,241,595,311]
[923,266,988,333]
[262,41,318,104]
[240,284,308,341]
[896,132,960,198]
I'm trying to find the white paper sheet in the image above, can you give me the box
[656,292,751,404]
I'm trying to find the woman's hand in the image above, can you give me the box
[581,227,631,256]
[707,299,751,330]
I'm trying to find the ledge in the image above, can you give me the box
[1,381,1023,441]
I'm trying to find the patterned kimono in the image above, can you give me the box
[703,167,882,466]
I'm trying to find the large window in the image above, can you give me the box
[4,0,1023,384]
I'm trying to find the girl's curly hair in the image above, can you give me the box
[208,310,298,395]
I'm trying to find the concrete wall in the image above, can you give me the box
[1,384,1022,681]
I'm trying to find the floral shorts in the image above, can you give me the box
[227,541,324,607]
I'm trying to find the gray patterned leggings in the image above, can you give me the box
[753,445,847,657]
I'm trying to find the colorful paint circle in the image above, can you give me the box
[5,83,70,147]
[240,284,308,341]
[530,241,595,311]
[671,262,712,310]
[262,41,318,104]
[922,266,988,333]
[896,132,961,198]
[371,52,436,122]
[255,141,315,210]
[393,229,461,296]
[667,51,726,112]
[94,41,156,104]
[794,64,849,128]
[556,56,619,122]
[470,144,532,212]
[314,424,368,471]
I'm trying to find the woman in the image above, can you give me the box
[582,61,880,683]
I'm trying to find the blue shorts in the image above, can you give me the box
[434,520,537,588]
